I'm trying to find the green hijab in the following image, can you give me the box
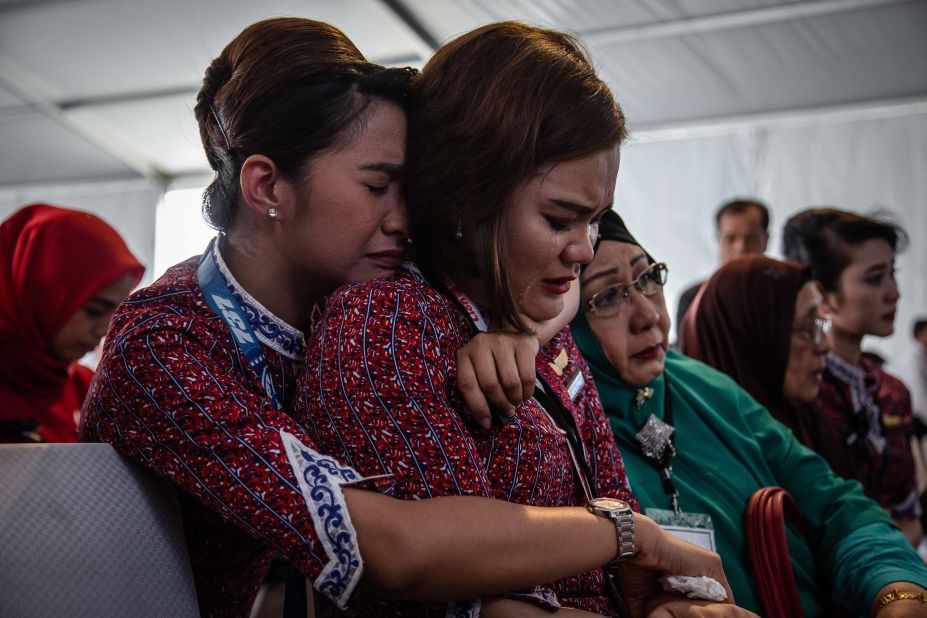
[571,304,668,438]
[572,208,664,435]
[570,211,893,615]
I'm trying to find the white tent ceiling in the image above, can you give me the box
[1,0,925,363]
[1,0,925,187]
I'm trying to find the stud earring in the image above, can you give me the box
[454,219,463,240]
[267,208,278,219]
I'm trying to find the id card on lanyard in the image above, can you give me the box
[432,266,596,500]
[645,508,716,552]
[433,266,627,612]
[198,239,282,410]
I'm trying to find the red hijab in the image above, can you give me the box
[0,204,144,441]
[681,256,810,432]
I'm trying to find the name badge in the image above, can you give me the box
[646,508,716,552]
[567,370,585,401]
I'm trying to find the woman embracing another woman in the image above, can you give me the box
[83,17,731,618]
[298,22,746,617]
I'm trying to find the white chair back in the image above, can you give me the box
[0,443,199,617]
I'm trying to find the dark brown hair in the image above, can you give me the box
[406,21,627,331]
[781,207,907,291]
[195,17,416,231]
[715,198,770,232]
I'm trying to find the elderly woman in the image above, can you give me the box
[571,210,927,617]
[1,203,143,443]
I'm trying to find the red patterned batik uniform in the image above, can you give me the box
[81,244,372,618]
[540,328,639,511]
[297,266,637,617]
[816,354,920,520]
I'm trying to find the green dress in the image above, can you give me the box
[571,315,927,616]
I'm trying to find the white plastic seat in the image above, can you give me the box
[0,442,199,617]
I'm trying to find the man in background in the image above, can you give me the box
[675,198,770,330]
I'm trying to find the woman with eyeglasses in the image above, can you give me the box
[780,208,922,548]
[571,211,927,617]
[681,254,833,452]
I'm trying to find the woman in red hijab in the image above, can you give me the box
[0,203,144,443]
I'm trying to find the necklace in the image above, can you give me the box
[633,376,680,515]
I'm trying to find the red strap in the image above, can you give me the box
[746,486,807,618]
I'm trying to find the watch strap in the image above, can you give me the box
[587,499,635,563]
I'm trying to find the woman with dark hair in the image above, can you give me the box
[1,203,143,443]
[781,208,921,545]
[81,18,723,618]
[298,22,740,617]
[573,211,927,617]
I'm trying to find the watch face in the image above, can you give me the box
[592,497,628,511]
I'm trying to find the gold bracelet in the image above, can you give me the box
[876,589,927,613]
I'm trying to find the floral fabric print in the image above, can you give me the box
[296,267,636,616]
[81,250,365,617]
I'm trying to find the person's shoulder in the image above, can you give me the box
[312,266,466,359]
[869,360,914,405]
[122,256,200,308]
[666,352,784,438]
[876,366,908,390]
[542,326,587,376]
[675,280,705,326]
[108,256,215,339]
[666,349,739,392]
[861,356,896,385]
[324,265,452,318]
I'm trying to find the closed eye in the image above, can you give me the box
[545,216,572,231]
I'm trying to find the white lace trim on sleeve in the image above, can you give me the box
[281,430,365,609]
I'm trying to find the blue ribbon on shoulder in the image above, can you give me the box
[197,238,281,410]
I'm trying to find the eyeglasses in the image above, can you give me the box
[585,262,668,318]
[791,315,832,348]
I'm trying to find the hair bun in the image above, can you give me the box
[195,56,235,165]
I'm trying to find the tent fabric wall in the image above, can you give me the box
[615,111,927,366]
[1,112,923,367]
[0,180,162,286]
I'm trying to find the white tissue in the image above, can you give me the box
[662,575,728,602]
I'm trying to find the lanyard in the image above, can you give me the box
[533,376,597,500]
[440,277,490,333]
[405,259,490,333]
[431,267,624,611]
[634,377,680,515]
[197,238,282,410]
[431,268,596,499]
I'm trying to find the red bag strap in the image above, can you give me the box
[746,486,807,618]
